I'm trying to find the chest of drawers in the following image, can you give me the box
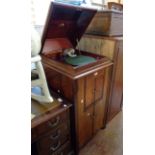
[31,94,73,155]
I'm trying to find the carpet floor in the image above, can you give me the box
[79,112,123,155]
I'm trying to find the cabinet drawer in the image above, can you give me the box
[38,122,70,150]
[38,140,72,155]
[37,110,69,136]
[52,141,72,155]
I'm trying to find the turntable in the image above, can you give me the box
[41,2,112,79]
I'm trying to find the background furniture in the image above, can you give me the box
[79,35,123,123]
[31,92,73,155]
[86,10,123,36]
[108,2,123,11]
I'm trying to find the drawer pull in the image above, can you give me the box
[48,116,60,128]
[50,130,61,140]
[50,141,61,151]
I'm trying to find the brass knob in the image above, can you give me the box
[94,72,98,76]
[81,99,84,103]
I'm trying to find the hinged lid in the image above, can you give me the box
[41,2,97,53]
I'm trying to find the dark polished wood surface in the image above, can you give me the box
[41,2,97,50]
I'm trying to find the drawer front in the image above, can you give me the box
[52,141,72,155]
[37,110,69,136]
[38,141,72,155]
[38,122,70,150]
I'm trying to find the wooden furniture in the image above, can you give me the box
[86,10,123,36]
[79,35,123,122]
[108,2,123,11]
[31,92,73,155]
[39,2,113,154]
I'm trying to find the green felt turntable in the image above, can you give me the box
[64,55,96,66]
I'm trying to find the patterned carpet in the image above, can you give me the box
[79,112,123,155]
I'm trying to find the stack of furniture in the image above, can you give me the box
[79,8,123,123]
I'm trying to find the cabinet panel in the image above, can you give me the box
[94,70,105,102]
[77,78,93,148]
[44,65,74,102]
[85,75,95,108]
[44,66,62,93]
[93,100,105,134]
[79,37,115,60]
[108,40,123,121]
[61,76,74,102]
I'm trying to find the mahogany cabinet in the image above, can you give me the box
[43,62,112,152]
[38,2,113,154]
[79,35,123,123]
[31,95,73,155]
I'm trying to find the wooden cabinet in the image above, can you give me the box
[43,62,112,153]
[86,10,123,36]
[38,2,113,154]
[31,97,73,155]
[79,35,123,123]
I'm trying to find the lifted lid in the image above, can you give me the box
[41,2,97,53]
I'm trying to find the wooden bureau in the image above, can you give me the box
[31,92,73,155]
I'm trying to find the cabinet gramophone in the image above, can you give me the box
[40,2,113,153]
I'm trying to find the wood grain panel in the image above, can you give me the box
[85,75,95,108]
[108,40,123,121]
[61,76,74,102]
[79,37,115,60]
[94,70,105,102]
[93,100,105,134]
[77,78,93,148]
[85,11,123,36]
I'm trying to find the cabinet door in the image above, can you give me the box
[93,100,105,134]
[85,75,95,109]
[93,70,106,133]
[77,78,93,149]
[94,70,105,102]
